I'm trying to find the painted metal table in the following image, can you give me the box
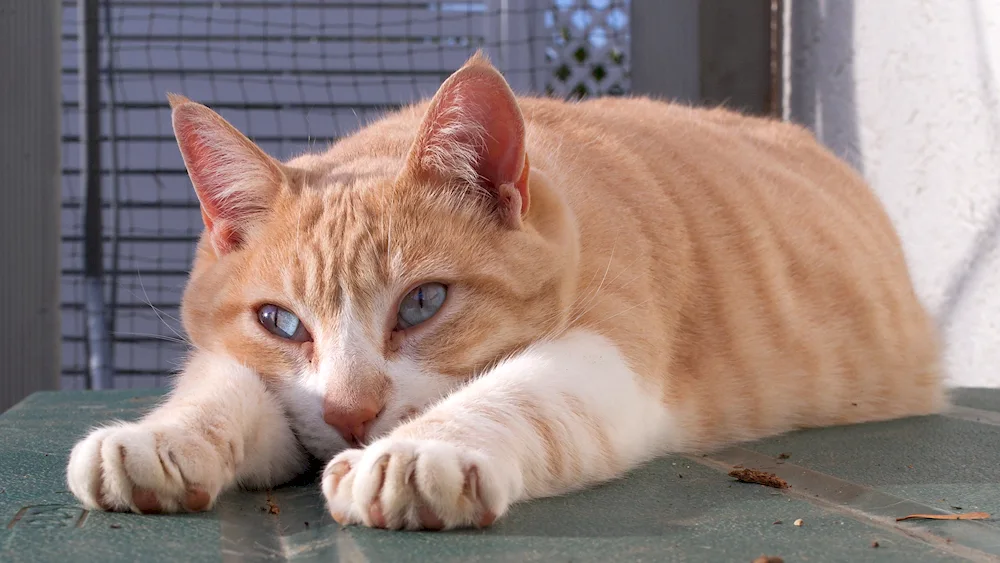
[1,389,999,562]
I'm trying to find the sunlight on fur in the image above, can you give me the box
[66,51,943,530]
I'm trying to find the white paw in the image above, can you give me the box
[66,423,237,513]
[321,438,510,530]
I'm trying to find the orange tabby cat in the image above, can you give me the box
[67,51,943,529]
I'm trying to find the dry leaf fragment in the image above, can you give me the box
[895,512,989,522]
[729,468,789,489]
[264,490,281,515]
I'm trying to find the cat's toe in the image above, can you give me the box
[67,424,229,514]
[322,449,364,525]
[67,426,119,511]
[322,438,507,530]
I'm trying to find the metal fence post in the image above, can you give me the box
[79,0,112,389]
[631,0,779,116]
[630,0,700,104]
[0,0,61,410]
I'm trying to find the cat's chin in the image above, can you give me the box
[291,425,351,462]
[293,414,404,462]
[278,401,353,461]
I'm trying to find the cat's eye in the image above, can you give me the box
[396,283,447,330]
[257,304,312,342]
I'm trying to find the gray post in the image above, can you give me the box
[78,0,112,389]
[631,0,778,116]
[0,0,61,410]
[698,0,774,115]
[630,0,700,104]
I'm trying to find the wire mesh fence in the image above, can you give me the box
[59,0,632,389]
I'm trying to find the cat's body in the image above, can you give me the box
[67,53,943,529]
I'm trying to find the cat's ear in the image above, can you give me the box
[402,50,530,228]
[168,93,285,255]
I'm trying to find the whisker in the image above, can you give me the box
[584,297,657,328]
[568,259,645,326]
[112,331,190,345]
[134,271,189,343]
[562,228,621,325]
[567,230,626,326]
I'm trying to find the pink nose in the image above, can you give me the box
[322,399,381,446]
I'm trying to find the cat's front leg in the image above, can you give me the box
[322,330,679,530]
[66,351,305,513]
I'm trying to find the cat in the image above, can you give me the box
[66,51,944,530]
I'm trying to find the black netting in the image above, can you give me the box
[60,0,631,389]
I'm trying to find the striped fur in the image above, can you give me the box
[67,53,943,528]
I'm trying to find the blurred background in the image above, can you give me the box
[1,1,998,410]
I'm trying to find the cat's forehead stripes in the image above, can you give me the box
[270,170,407,324]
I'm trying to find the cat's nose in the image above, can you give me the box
[322,398,381,446]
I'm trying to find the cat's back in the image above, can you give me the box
[517,96,943,449]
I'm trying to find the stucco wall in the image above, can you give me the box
[786,1,1000,387]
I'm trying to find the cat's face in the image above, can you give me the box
[172,53,574,459]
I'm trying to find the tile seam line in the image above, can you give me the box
[687,446,1000,563]
[943,406,1000,427]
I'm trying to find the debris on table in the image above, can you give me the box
[729,468,789,489]
[773,520,782,525]
[871,541,880,548]
[264,490,281,515]
[793,519,804,527]
[777,453,790,460]
[895,512,989,522]
[752,556,784,563]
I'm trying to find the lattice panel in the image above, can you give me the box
[544,0,631,99]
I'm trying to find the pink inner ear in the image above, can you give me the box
[172,104,278,253]
[443,75,524,187]
[415,64,528,216]
[174,118,225,227]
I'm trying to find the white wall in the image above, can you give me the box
[786,1,1000,388]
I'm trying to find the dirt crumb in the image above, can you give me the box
[729,468,789,489]
[752,556,784,563]
[264,490,281,515]
[777,453,790,460]
[871,541,880,548]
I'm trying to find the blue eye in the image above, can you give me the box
[396,283,447,329]
[257,304,311,342]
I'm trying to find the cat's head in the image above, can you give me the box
[171,52,577,459]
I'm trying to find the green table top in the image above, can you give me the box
[1,388,999,562]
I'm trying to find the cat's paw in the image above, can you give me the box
[66,423,236,514]
[321,438,509,530]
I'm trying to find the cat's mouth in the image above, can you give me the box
[290,407,417,460]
